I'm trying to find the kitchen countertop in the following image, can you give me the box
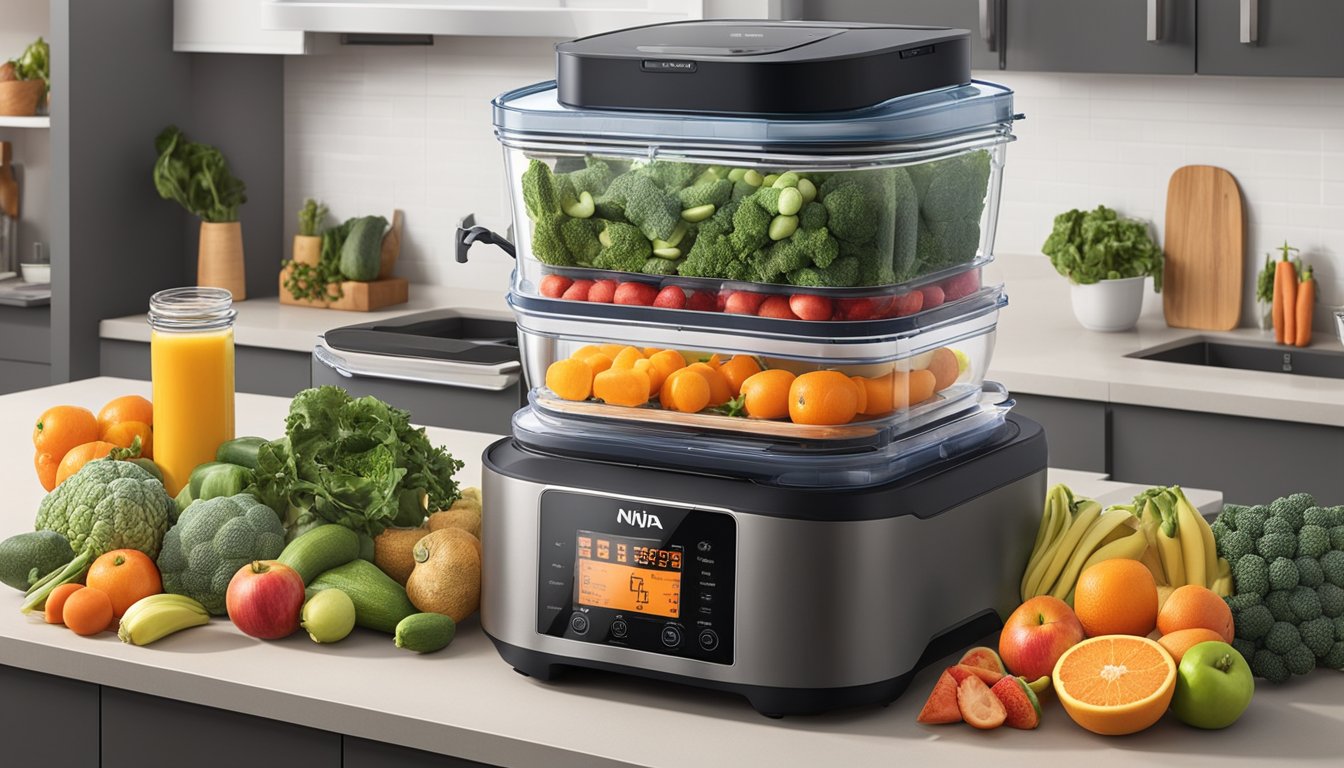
[4,378,1339,767]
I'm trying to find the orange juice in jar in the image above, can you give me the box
[149,287,236,496]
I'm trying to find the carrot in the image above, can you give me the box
[1295,265,1315,347]
[1274,256,1297,345]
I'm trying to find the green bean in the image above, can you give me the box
[768,215,799,241]
[681,204,716,223]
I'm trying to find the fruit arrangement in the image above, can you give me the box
[537,268,982,322]
[33,395,157,492]
[544,345,968,427]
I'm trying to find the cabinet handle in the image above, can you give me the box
[979,0,996,52]
[1146,0,1163,42]
[1240,0,1258,44]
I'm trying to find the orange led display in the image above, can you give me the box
[577,559,681,618]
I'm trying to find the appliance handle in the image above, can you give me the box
[314,344,519,392]
[978,0,997,52]
[1239,0,1258,44]
[455,213,516,263]
[1146,0,1163,42]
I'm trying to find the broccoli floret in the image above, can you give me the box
[751,186,785,215]
[1218,529,1255,563]
[1271,494,1313,529]
[521,158,561,220]
[595,170,659,223]
[1292,585,1323,621]
[1296,556,1325,588]
[1234,603,1274,640]
[559,217,601,266]
[1265,590,1296,622]
[1219,502,1247,523]
[677,178,732,210]
[729,198,773,254]
[836,239,894,287]
[907,150,990,272]
[1251,648,1290,683]
[1304,506,1332,528]
[1324,642,1344,670]
[1337,615,1344,640]
[642,160,699,191]
[1259,532,1298,560]
[693,198,739,242]
[821,180,878,244]
[1238,509,1267,539]
[1211,519,1232,541]
[1320,583,1344,618]
[1225,592,1261,613]
[531,214,575,266]
[678,234,741,280]
[730,179,758,202]
[915,217,982,272]
[799,201,828,231]
[1322,550,1344,587]
[625,177,683,241]
[1301,616,1335,657]
[567,158,612,198]
[1269,557,1301,591]
[1231,637,1258,663]
[1330,525,1344,551]
[788,256,861,289]
[754,227,841,283]
[1264,516,1294,536]
[1284,643,1316,675]
[1299,525,1331,558]
[1265,621,1301,654]
[158,494,285,615]
[1234,553,1270,597]
[592,221,653,273]
[1326,507,1344,527]
[640,257,682,276]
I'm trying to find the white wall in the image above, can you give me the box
[0,0,51,268]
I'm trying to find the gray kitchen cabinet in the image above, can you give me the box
[1004,0,1195,74]
[1011,393,1108,473]
[0,305,53,393]
[0,664,100,768]
[785,0,1003,70]
[100,338,311,398]
[1196,0,1344,77]
[0,359,51,393]
[344,736,499,768]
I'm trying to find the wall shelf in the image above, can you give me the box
[0,116,50,129]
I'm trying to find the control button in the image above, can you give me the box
[698,606,712,616]
[661,624,683,648]
[697,541,712,553]
[569,613,589,636]
[698,629,719,651]
[699,591,714,604]
[611,619,629,639]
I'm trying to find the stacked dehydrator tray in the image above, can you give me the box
[460,20,1047,717]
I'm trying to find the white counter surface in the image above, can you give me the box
[1,379,1338,767]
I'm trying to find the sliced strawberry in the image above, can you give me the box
[561,279,594,301]
[724,291,766,315]
[539,274,573,298]
[916,669,962,725]
[788,294,833,321]
[919,284,945,309]
[588,279,618,304]
[686,291,717,312]
[653,285,687,309]
[614,282,658,306]
[757,295,799,319]
[956,674,1007,730]
[989,676,1041,730]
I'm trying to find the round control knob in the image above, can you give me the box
[660,624,683,648]
[610,619,629,639]
[569,612,589,636]
[698,628,719,652]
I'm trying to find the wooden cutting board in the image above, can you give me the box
[1163,165,1244,330]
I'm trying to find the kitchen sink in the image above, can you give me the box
[1129,337,1344,380]
[323,310,518,365]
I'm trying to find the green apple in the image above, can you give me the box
[1171,641,1254,729]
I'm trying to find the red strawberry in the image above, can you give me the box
[788,294,833,321]
[757,295,799,319]
[919,284,945,309]
[653,285,687,309]
[916,669,962,725]
[588,279,618,304]
[989,676,1041,730]
[614,282,658,306]
[956,675,1007,730]
[539,274,573,298]
[686,291,717,312]
[887,291,925,318]
[724,291,766,315]
[941,269,981,301]
[561,279,594,301]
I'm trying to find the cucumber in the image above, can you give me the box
[338,215,388,282]
[0,531,75,591]
[308,559,416,634]
[394,612,456,653]
[278,524,361,586]
[215,436,267,470]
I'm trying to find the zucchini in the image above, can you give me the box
[338,215,388,281]
[394,612,456,653]
[308,559,416,634]
[216,436,267,470]
[0,531,75,591]
[278,524,361,585]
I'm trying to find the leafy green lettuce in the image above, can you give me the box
[251,387,464,541]
[1042,205,1163,291]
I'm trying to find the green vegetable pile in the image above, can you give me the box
[252,386,464,543]
[1213,493,1344,682]
[281,209,388,303]
[1042,205,1163,290]
[157,493,287,615]
[152,126,248,223]
[520,152,990,288]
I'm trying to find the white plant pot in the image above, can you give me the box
[1069,276,1146,332]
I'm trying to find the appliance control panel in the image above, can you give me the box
[536,489,735,665]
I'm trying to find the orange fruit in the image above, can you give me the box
[63,587,115,636]
[86,549,163,618]
[1157,585,1235,643]
[546,359,593,401]
[34,448,61,492]
[1156,627,1226,665]
[788,370,860,426]
[1052,635,1176,735]
[926,348,960,392]
[718,355,762,396]
[686,363,732,406]
[44,583,85,625]
[848,376,868,415]
[611,346,644,370]
[908,368,937,406]
[857,374,895,417]
[632,359,665,395]
[647,349,687,381]
[570,344,603,360]
[1073,559,1159,638]
[579,352,613,375]
[593,367,651,407]
[738,369,795,420]
[32,405,100,461]
[54,441,119,487]
[97,394,154,429]
[101,420,153,460]
[598,344,626,358]
[659,367,711,413]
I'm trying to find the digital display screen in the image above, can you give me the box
[575,530,682,618]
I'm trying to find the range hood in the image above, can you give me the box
[259,1,748,39]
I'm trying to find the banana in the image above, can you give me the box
[1034,498,1103,599]
[1021,486,1070,599]
[1022,488,1081,599]
[1175,492,1207,587]
[1139,522,1168,585]
[1210,557,1233,597]
[1079,525,1150,575]
[118,593,211,646]
[1179,489,1219,588]
[1150,491,1186,587]
[1049,508,1136,600]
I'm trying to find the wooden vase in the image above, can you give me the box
[0,80,44,116]
[198,221,246,301]
[292,234,322,266]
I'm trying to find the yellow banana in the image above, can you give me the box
[1034,498,1103,599]
[1079,525,1150,575]
[1157,528,1185,587]
[1022,486,1070,599]
[1049,508,1136,600]
[118,593,211,646]
[1138,518,1167,585]
[1175,493,1207,587]
[1210,557,1233,597]
[1180,490,1219,588]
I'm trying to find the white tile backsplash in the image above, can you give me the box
[284,47,1344,329]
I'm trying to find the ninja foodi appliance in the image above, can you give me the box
[461,19,1038,716]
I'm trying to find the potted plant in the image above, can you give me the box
[1042,205,1163,332]
[0,37,49,116]
[293,198,327,266]
[152,126,248,299]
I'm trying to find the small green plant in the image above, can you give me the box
[1042,205,1163,292]
[282,218,356,303]
[3,37,49,94]
[297,199,329,237]
[152,126,247,223]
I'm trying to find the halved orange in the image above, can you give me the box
[1052,635,1176,736]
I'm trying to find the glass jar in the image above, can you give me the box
[148,287,236,496]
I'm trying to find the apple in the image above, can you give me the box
[588,279,618,303]
[998,595,1086,680]
[561,279,594,301]
[1170,641,1254,729]
[724,291,766,315]
[788,294,833,321]
[539,274,572,298]
[653,285,687,309]
[226,560,305,640]
[614,281,658,306]
[757,295,799,319]
[686,291,717,312]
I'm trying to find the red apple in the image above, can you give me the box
[653,285,687,309]
[614,281,658,306]
[724,291,766,315]
[588,279,618,303]
[788,294,833,321]
[757,295,799,319]
[539,274,572,298]
[226,560,305,640]
[561,279,594,301]
[686,290,717,312]
[998,596,1086,680]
